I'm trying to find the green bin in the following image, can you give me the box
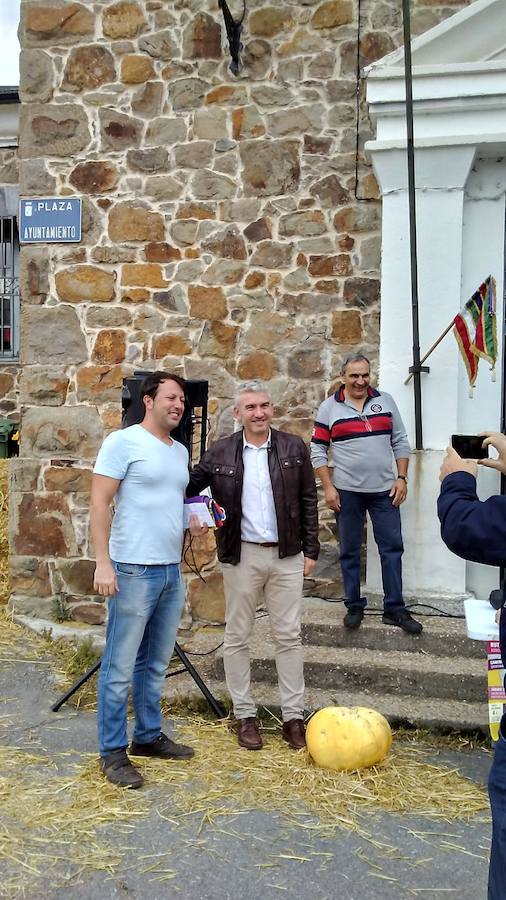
[0,420,15,460]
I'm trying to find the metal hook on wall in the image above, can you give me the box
[218,0,246,76]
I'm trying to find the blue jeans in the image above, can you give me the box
[97,562,185,756]
[336,490,404,613]
[488,722,506,898]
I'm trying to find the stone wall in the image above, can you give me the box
[12,0,471,625]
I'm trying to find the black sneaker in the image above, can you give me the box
[382,609,423,635]
[130,732,195,760]
[99,749,143,789]
[343,607,364,629]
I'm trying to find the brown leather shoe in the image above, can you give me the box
[237,717,263,750]
[282,718,306,750]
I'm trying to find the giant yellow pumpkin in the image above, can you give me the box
[306,706,392,771]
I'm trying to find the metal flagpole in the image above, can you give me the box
[402,0,426,449]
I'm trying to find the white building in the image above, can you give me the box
[366,0,506,602]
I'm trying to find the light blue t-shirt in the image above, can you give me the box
[93,424,189,564]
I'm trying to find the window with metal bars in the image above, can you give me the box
[0,216,19,360]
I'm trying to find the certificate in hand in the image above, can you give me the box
[183,496,216,529]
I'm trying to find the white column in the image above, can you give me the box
[366,144,476,598]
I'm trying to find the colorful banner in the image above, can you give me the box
[487,640,506,742]
[453,275,497,388]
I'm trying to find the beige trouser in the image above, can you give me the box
[221,542,305,722]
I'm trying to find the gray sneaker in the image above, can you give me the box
[99,749,143,789]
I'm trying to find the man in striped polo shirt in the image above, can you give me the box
[310,353,422,635]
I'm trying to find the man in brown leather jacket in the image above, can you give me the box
[188,381,319,751]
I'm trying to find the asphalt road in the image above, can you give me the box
[0,648,493,900]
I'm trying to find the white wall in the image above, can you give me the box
[459,157,506,597]
[459,158,505,433]
[365,0,506,604]
[0,102,18,148]
[367,151,506,601]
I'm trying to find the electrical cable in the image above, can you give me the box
[181,645,224,658]
[172,601,467,669]
[179,614,269,658]
[353,0,363,199]
[322,596,465,619]
[405,602,465,619]
[352,0,391,205]
[183,530,207,583]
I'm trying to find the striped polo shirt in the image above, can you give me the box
[310,385,410,493]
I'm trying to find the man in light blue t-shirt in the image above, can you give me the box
[91,370,204,789]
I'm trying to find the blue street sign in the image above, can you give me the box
[19,197,82,243]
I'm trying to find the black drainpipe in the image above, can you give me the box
[402,0,426,449]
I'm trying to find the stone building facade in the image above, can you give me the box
[10,0,471,626]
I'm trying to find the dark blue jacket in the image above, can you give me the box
[437,471,506,670]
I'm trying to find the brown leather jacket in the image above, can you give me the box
[187,428,319,565]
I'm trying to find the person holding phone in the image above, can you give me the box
[311,353,422,634]
[438,431,506,899]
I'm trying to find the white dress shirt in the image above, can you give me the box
[241,431,279,543]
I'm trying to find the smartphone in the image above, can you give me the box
[451,434,489,459]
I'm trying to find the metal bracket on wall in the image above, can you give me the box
[218,0,246,76]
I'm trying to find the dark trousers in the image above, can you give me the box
[488,726,506,898]
[336,489,404,613]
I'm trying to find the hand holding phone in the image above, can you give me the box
[479,431,506,475]
[440,446,478,481]
[451,434,489,460]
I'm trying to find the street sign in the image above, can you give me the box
[19,197,82,243]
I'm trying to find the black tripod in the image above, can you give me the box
[52,373,225,719]
[51,644,224,717]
